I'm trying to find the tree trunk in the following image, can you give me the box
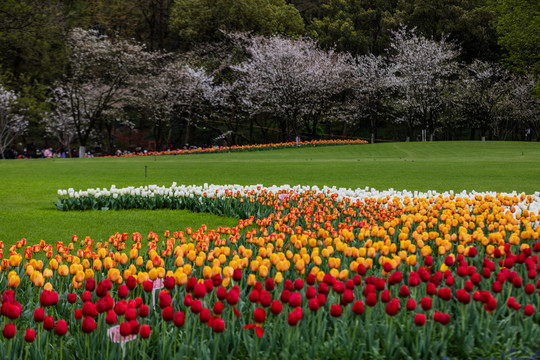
[371,133,375,144]
[183,118,191,146]
[79,145,86,158]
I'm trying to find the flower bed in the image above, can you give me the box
[1,184,540,359]
[105,139,368,158]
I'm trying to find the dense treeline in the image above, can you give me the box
[0,0,538,157]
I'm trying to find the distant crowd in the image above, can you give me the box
[3,143,207,159]
[3,147,94,159]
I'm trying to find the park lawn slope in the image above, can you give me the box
[0,141,539,246]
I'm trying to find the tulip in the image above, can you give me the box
[44,316,55,331]
[55,320,68,336]
[120,322,131,337]
[212,318,225,333]
[330,304,342,317]
[81,317,96,333]
[140,324,151,338]
[174,311,185,327]
[191,300,203,314]
[2,323,16,339]
[270,300,283,315]
[67,293,77,304]
[24,328,36,342]
[162,306,174,321]
[420,297,432,311]
[118,284,129,299]
[143,280,153,293]
[414,313,426,326]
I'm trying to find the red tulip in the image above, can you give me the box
[159,291,172,309]
[74,309,83,320]
[212,318,225,333]
[55,320,68,336]
[44,316,55,331]
[270,300,283,315]
[162,306,174,321]
[259,290,272,307]
[289,292,302,307]
[125,308,137,321]
[330,304,342,317]
[174,311,185,327]
[2,323,16,339]
[426,282,437,296]
[420,297,432,311]
[24,328,36,342]
[414,313,426,326]
[216,287,227,300]
[138,304,149,318]
[232,269,242,282]
[118,285,129,299]
[85,279,96,292]
[249,289,260,303]
[82,301,97,317]
[129,320,140,335]
[81,317,96,333]
[164,276,175,290]
[352,300,364,315]
[114,300,127,316]
[226,291,239,306]
[120,322,131,337]
[287,311,300,326]
[524,304,535,316]
[67,293,77,304]
[126,276,137,290]
[294,279,304,290]
[143,280,153,293]
[399,285,410,298]
[385,299,400,316]
[191,300,203,314]
[213,301,224,315]
[381,290,391,303]
[81,291,92,303]
[366,293,377,307]
[308,298,319,312]
[106,310,118,325]
[193,283,207,299]
[406,299,417,311]
[264,278,275,291]
[140,324,151,338]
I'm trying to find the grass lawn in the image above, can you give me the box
[1,141,539,247]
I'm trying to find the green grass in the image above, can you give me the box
[1,141,539,247]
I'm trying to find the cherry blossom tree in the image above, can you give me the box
[0,84,28,159]
[389,26,460,141]
[131,60,221,149]
[232,34,351,141]
[350,54,398,143]
[456,61,539,141]
[50,28,163,157]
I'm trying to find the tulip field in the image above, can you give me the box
[1,142,540,359]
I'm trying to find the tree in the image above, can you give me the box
[51,28,161,157]
[396,0,499,62]
[231,34,351,141]
[457,60,513,139]
[169,0,305,49]
[308,0,399,56]
[44,87,77,155]
[0,84,28,159]
[131,60,220,149]
[389,26,460,141]
[350,54,397,143]
[490,0,540,76]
